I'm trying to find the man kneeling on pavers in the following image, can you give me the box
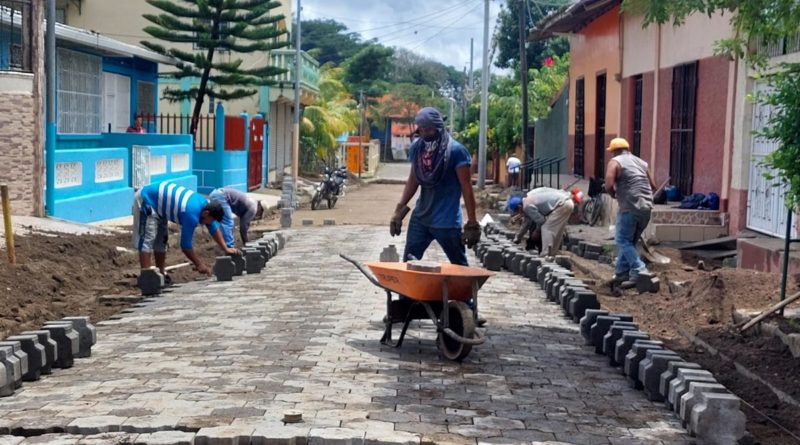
[133,181,238,277]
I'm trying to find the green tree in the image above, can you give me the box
[493,0,570,71]
[300,67,359,170]
[141,0,288,134]
[343,44,395,95]
[300,19,366,66]
[623,0,800,208]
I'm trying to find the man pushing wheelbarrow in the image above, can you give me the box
[342,107,490,361]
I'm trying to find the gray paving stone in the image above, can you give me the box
[65,416,127,435]
[308,427,365,445]
[19,434,82,445]
[134,430,196,445]
[78,432,139,444]
[0,437,22,445]
[364,430,420,445]
[195,425,255,445]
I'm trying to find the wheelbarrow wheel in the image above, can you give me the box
[437,300,475,361]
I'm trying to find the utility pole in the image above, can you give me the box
[358,90,364,179]
[518,0,530,190]
[291,0,302,205]
[477,0,490,189]
[469,38,474,91]
[447,98,456,133]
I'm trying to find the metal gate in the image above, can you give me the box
[746,81,796,237]
[595,73,607,179]
[248,117,265,191]
[574,78,585,176]
[669,62,698,197]
[632,75,643,157]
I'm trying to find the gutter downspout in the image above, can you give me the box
[618,10,624,138]
[45,0,56,216]
[649,23,660,176]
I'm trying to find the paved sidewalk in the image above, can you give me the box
[0,227,690,444]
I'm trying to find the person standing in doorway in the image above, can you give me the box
[127,115,146,133]
[604,137,656,287]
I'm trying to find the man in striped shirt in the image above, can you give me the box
[132,181,237,276]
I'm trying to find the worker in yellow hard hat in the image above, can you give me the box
[604,137,656,288]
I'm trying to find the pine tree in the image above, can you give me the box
[141,0,289,135]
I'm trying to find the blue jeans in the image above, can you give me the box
[614,210,651,280]
[403,219,468,266]
[209,190,236,248]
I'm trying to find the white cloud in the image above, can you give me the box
[301,0,504,71]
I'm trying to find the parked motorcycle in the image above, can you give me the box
[311,165,348,210]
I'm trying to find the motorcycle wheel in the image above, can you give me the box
[311,191,322,210]
[327,197,338,209]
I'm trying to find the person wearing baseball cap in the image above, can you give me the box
[604,137,656,287]
[512,186,583,256]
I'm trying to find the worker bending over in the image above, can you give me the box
[511,187,583,256]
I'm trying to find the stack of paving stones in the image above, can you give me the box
[479,221,748,444]
[565,235,661,294]
[0,317,95,397]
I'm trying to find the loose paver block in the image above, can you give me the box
[580,310,609,345]
[323,219,336,226]
[639,351,683,402]
[19,331,57,375]
[41,324,78,368]
[614,331,650,368]
[138,268,164,296]
[214,256,235,282]
[679,382,729,429]
[569,290,600,322]
[624,341,665,385]
[5,335,45,381]
[660,362,703,407]
[309,427,366,445]
[243,249,263,274]
[590,316,621,351]
[65,416,127,435]
[280,208,292,228]
[636,272,661,294]
[302,219,314,226]
[0,342,27,385]
[527,257,543,281]
[135,431,196,445]
[668,369,716,412]
[230,254,246,276]
[0,347,16,396]
[690,392,746,445]
[195,425,255,445]
[484,249,503,271]
[60,316,96,358]
[603,323,639,364]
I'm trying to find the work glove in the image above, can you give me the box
[462,221,481,248]
[390,204,411,237]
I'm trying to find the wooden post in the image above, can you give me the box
[1,184,16,264]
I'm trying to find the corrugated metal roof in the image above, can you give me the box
[529,0,620,41]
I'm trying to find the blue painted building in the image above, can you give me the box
[45,22,196,223]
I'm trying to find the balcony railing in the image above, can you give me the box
[269,49,320,94]
[755,32,800,59]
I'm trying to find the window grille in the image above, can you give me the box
[57,48,103,134]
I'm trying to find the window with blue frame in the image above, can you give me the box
[0,0,33,72]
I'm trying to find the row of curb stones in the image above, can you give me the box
[213,232,289,281]
[476,222,747,445]
[0,316,96,398]
[138,232,289,294]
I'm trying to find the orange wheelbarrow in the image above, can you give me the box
[340,254,494,361]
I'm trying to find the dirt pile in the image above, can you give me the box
[0,228,233,339]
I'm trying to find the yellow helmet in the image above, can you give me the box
[606,137,630,151]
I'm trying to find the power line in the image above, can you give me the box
[407,1,485,52]
[344,0,480,36]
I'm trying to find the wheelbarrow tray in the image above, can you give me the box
[365,261,494,302]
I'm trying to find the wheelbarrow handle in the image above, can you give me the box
[339,253,384,289]
[442,327,486,346]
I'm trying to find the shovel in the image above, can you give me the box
[640,235,670,264]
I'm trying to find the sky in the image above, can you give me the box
[301,0,505,72]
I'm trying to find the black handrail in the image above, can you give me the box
[529,157,565,189]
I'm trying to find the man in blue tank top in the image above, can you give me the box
[389,107,481,265]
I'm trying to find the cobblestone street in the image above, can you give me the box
[0,226,691,444]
